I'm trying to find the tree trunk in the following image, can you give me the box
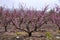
[28,32,32,37]
[5,26,7,32]
[59,27,60,30]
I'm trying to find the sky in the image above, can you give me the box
[0,0,60,10]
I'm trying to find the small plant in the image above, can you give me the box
[45,31,53,40]
[16,31,28,36]
[16,32,24,40]
[16,32,22,36]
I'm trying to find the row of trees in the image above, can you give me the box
[0,6,60,37]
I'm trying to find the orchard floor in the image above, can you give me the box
[0,23,60,40]
[0,32,60,40]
